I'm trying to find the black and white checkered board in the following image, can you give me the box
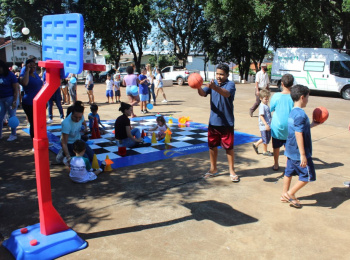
[25,116,258,169]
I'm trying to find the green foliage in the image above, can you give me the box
[148,54,178,69]
[152,0,208,67]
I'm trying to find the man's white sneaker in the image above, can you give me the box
[7,135,17,141]
[61,118,64,122]
[161,100,168,103]
[47,119,53,124]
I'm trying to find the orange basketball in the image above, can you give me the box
[313,106,329,124]
[188,73,203,89]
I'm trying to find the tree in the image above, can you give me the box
[153,0,208,67]
[0,0,75,41]
[148,54,178,68]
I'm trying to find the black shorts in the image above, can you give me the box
[86,84,94,91]
[115,90,121,97]
[272,137,286,149]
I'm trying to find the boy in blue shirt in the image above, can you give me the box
[138,68,149,114]
[282,85,319,208]
[270,74,294,171]
[197,64,239,182]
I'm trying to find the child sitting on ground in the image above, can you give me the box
[69,140,106,183]
[252,89,273,156]
[281,84,319,208]
[149,115,168,141]
[88,104,106,135]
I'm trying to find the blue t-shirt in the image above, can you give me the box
[203,79,236,127]
[270,93,293,140]
[138,74,149,95]
[258,103,271,131]
[61,113,85,144]
[285,107,312,160]
[88,112,101,129]
[0,72,18,98]
[20,70,43,106]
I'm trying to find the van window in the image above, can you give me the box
[162,67,170,73]
[330,61,350,78]
[304,61,325,72]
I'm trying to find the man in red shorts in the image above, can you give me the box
[197,64,239,182]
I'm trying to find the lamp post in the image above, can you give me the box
[9,17,30,65]
[147,38,169,67]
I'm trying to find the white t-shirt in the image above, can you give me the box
[69,156,97,183]
[85,73,93,85]
[155,74,163,88]
[255,70,269,89]
[114,80,120,91]
[106,79,114,90]
[146,71,154,84]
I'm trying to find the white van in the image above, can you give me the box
[271,48,350,100]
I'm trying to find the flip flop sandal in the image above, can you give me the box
[230,175,240,183]
[280,196,289,203]
[282,194,302,208]
[203,172,220,179]
[252,144,259,154]
[272,166,279,171]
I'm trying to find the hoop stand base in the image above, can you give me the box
[3,223,87,260]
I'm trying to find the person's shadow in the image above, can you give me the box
[298,187,350,209]
[80,200,258,240]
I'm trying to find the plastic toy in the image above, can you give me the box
[8,116,19,128]
[104,155,113,171]
[151,132,157,143]
[168,115,173,124]
[92,154,99,169]
[146,103,153,110]
[90,117,101,139]
[2,13,106,259]
[130,85,138,95]
[313,106,329,123]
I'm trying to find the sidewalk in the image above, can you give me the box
[0,82,349,259]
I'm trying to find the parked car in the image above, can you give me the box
[98,68,116,83]
[161,66,200,86]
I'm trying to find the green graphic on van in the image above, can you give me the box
[295,71,326,88]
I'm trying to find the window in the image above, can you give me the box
[24,47,26,50]
[20,47,23,50]
[162,67,170,73]
[304,61,325,72]
[17,47,20,50]
[330,61,350,78]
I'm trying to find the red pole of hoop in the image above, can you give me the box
[33,60,69,235]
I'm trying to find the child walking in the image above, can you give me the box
[197,63,239,182]
[138,68,149,113]
[270,74,294,171]
[155,68,168,103]
[69,140,106,183]
[281,85,319,208]
[88,104,106,135]
[105,74,114,103]
[252,89,273,156]
[149,116,168,140]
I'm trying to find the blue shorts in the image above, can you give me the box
[260,130,271,144]
[285,157,316,182]
[139,94,148,102]
[86,84,94,91]
[106,90,113,97]
[272,137,286,149]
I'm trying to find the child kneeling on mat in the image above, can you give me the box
[69,140,105,183]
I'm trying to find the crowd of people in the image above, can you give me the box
[2,58,348,207]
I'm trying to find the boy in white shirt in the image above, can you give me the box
[105,74,114,103]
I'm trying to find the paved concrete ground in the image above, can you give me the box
[0,82,349,259]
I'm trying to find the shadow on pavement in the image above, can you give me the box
[80,200,258,240]
[298,187,350,209]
